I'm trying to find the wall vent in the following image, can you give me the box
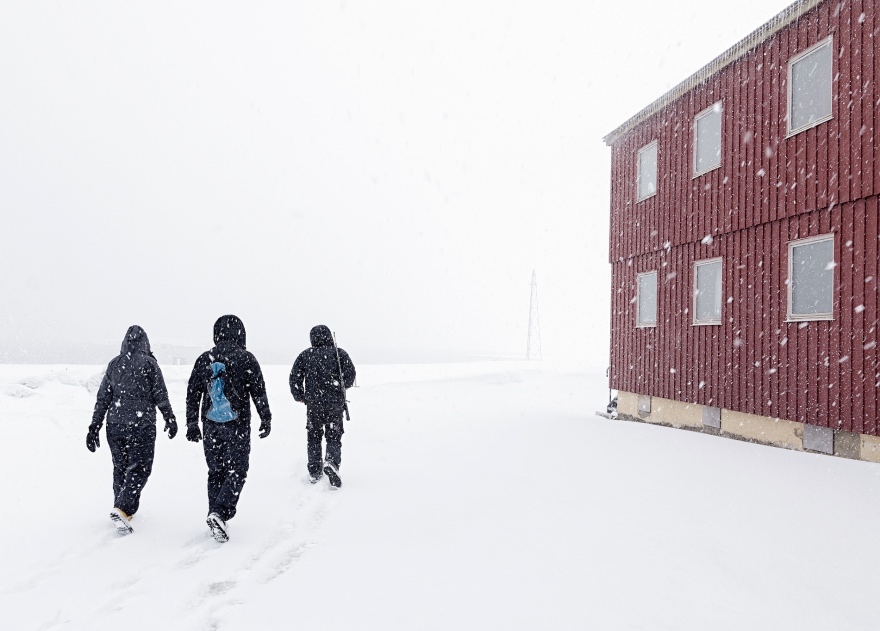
[702,406,721,429]
[803,425,833,454]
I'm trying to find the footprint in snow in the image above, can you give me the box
[177,533,223,569]
[110,573,142,590]
[263,541,316,583]
[205,581,236,597]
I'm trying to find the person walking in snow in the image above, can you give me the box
[289,325,356,488]
[185,315,272,543]
[86,325,178,535]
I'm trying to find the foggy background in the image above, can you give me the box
[0,0,793,365]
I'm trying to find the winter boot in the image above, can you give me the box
[323,462,342,489]
[207,512,229,543]
[110,508,134,535]
[309,472,323,484]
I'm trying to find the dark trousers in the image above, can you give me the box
[306,405,344,476]
[203,419,251,522]
[106,422,156,516]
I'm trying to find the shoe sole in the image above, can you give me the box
[206,515,229,543]
[323,465,342,489]
[110,511,133,535]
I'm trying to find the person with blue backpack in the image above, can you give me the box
[87,325,177,535]
[185,315,272,542]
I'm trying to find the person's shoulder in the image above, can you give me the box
[242,349,264,367]
[191,350,213,369]
[294,347,315,361]
[101,357,118,381]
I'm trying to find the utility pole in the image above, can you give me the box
[526,270,542,361]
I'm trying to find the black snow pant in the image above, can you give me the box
[306,405,345,477]
[203,418,251,522]
[106,422,156,517]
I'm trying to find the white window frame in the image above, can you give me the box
[692,101,722,177]
[636,141,658,202]
[692,257,723,326]
[787,234,835,322]
[787,36,834,137]
[636,270,658,328]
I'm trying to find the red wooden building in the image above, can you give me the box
[604,0,880,460]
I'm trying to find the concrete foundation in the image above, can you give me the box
[612,390,880,464]
[860,435,880,464]
[651,397,703,429]
[618,391,639,417]
[720,409,804,450]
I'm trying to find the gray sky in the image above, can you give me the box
[0,0,794,365]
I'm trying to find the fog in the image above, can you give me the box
[0,0,793,365]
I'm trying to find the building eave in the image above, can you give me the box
[602,0,826,147]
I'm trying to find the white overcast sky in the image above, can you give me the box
[0,0,794,364]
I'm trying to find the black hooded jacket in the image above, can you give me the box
[289,325,356,409]
[186,315,272,427]
[91,325,175,427]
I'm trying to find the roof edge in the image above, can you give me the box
[602,0,826,147]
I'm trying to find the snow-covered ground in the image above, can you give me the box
[1,362,878,630]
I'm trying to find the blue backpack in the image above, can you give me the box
[206,362,238,422]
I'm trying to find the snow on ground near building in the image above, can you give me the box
[1,362,879,630]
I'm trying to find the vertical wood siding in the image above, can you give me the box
[609,0,879,262]
[609,202,880,433]
[608,0,880,434]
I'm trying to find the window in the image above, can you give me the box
[694,102,722,176]
[636,271,658,327]
[693,258,722,325]
[637,141,657,202]
[788,36,833,135]
[788,235,834,320]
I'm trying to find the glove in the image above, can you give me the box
[164,416,178,439]
[86,423,101,452]
[259,418,271,439]
[186,423,202,443]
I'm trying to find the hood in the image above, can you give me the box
[120,325,151,356]
[310,325,334,348]
[213,315,247,348]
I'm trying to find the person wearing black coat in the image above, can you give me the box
[289,325,356,488]
[87,325,177,535]
[186,315,272,542]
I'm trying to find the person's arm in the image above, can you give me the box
[185,356,206,441]
[289,353,307,403]
[150,361,175,421]
[247,355,272,438]
[339,349,356,390]
[247,355,272,422]
[87,366,112,451]
[91,369,112,428]
[151,361,177,439]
